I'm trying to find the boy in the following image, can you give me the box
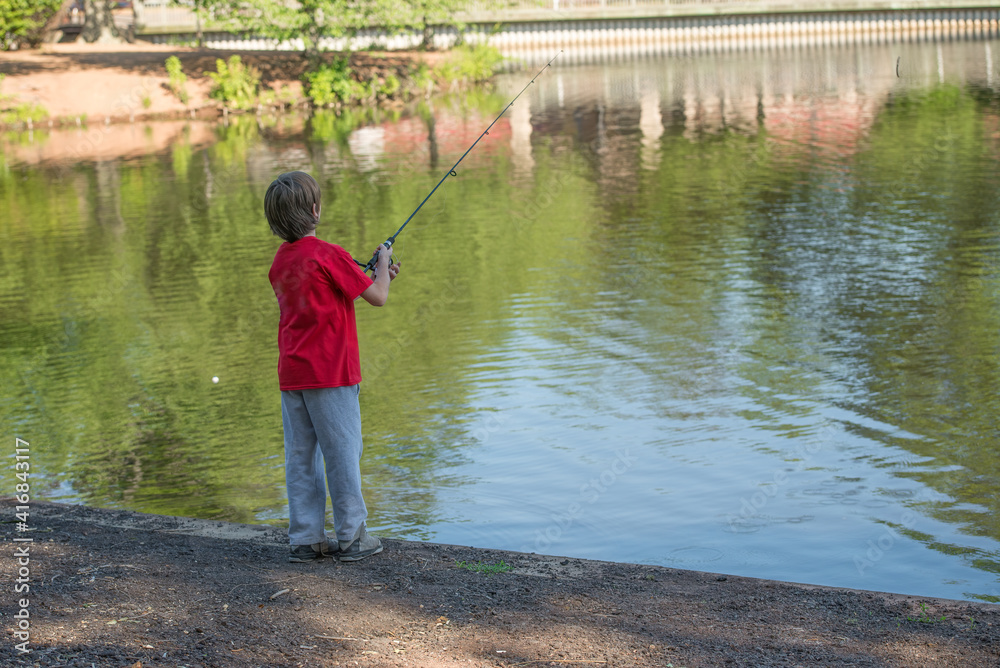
[265,171,400,563]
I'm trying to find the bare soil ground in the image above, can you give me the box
[2,499,999,667]
[0,43,438,124]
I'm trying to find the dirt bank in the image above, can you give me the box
[0,43,440,126]
[2,499,999,667]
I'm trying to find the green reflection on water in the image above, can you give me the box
[849,84,1000,548]
[1,75,999,594]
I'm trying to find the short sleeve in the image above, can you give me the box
[324,243,374,300]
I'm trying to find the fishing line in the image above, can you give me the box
[358,50,563,276]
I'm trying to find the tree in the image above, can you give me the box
[404,0,468,49]
[203,0,468,60]
[0,0,62,49]
[81,0,125,43]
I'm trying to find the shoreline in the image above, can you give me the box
[2,499,998,667]
[0,44,445,131]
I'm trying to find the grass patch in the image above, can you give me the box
[906,602,947,624]
[455,559,512,575]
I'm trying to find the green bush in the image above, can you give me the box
[378,73,401,99]
[305,61,408,107]
[304,59,366,107]
[436,44,504,86]
[205,55,261,111]
[0,101,48,126]
[165,56,190,105]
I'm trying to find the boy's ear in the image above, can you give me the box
[312,203,320,220]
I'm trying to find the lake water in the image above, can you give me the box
[2,39,999,603]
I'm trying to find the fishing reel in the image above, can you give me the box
[355,238,399,278]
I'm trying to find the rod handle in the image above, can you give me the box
[366,238,396,277]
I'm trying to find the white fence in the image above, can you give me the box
[134,0,1000,33]
[133,0,1000,58]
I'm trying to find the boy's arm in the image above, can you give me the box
[359,244,400,307]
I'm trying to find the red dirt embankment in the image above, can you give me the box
[0,42,438,124]
[0,43,444,163]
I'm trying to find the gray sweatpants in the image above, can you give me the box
[280,385,368,546]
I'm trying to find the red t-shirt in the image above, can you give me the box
[269,236,373,390]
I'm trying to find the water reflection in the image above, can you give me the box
[2,38,999,602]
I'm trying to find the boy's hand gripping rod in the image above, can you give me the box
[360,51,562,275]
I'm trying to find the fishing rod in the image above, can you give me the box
[358,50,562,275]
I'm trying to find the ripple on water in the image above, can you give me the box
[724,515,815,534]
[665,546,725,565]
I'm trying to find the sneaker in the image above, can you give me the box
[337,526,383,562]
[288,540,335,563]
